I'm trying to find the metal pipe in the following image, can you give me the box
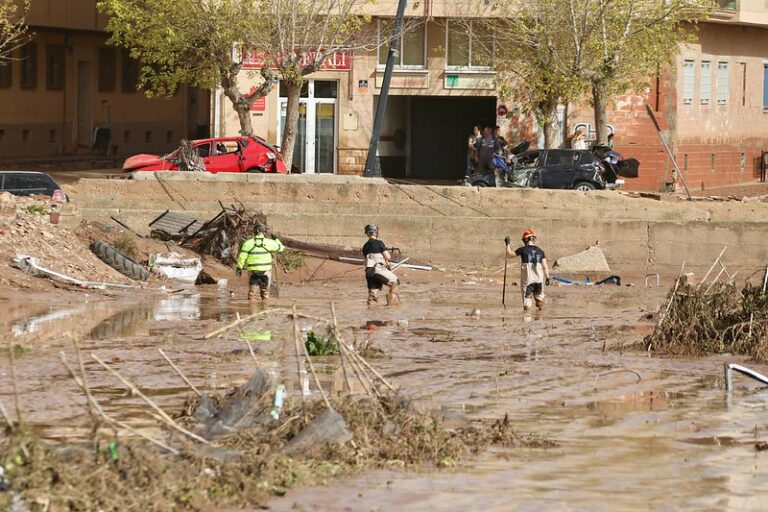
[364,0,409,177]
[724,363,768,392]
[644,273,660,288]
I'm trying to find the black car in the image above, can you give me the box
[0,171,67,199]
[467,148,638,190]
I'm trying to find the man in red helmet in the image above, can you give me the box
[505,229,551,311]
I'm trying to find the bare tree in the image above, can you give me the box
[574,0,711,144]
[0,0,29,63]
[252,0,392,167]
[460,2,588,148]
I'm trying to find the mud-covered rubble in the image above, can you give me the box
[0,193,135,290]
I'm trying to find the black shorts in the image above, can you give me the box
[524,282,543,297]
[365,268,390,290]
[249,272,270,287]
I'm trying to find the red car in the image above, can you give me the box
[122,136,288,174]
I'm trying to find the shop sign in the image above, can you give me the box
[243,49,351,71]
[444,73,495,90]
[496,104,508,117]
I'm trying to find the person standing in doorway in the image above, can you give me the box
[236,223,285,303]
[494,126,508,150]
[505,230,551,311]
[362,224,400,306]
[475,126,501,173]
[467,125,481,174]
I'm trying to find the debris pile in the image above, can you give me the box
[643,279,768,362]
[0,193,133,289]
[179,206,267,264]
[0,305,552,510]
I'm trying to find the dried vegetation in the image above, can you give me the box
[643,279,768,362]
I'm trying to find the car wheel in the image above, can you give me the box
[246,167,265,173]
[473,182,488,187]
[574,181,596,191]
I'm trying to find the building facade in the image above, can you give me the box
[214,2,768,191]
[0,0,210,160]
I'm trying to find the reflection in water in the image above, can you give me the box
[12,306,87,336]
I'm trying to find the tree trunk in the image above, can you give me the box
[220,64,275,137]
[281,80,302,172]
[592,81,609,145]
[541,99,560,149]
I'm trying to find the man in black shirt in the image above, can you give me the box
[475,126,501,173]
[505,229,551,311]
[362,224,400,306]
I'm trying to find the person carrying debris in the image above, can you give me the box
[505,230,551,311]
[236,223,284,302]
[362,224,400,306]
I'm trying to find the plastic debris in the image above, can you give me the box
[270,385,287,420]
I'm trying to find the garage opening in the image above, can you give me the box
[376,95,496,181]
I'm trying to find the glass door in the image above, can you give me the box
[278,80,337,174]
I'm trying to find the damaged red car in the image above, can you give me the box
[122,136,288,174]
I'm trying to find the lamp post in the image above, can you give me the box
[363,0,408,177]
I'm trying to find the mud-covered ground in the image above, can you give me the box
[2,263,768,511]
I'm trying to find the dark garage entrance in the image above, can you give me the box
[410,96,496,180]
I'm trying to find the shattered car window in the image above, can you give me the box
[515,152,540,169]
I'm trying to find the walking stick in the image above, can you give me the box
[502,244,508,309]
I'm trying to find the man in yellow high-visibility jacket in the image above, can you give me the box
[236,223,285,302]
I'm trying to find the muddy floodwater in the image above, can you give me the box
[2,273,768,511]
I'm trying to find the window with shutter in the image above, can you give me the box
[700,61,711,106]
[683,59,694,105]
[717,62,728,105]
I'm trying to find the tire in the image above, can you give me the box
[574,181,596,191]
[473,181,488,187]
[90,239,150,281]
[246,167,265,173]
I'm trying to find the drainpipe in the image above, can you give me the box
[364,0,409,177]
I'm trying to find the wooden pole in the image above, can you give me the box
[294,306,332,410]
[204,308,290,339]
[158,349,202,398]
[7,340,23,424]
[91,353,210,445]
[59,354,179,455]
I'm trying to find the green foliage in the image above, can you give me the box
[112,232,139,260]
[277,249,306,273]
[478,0,712,146]
[305,330,339,356]
[0,0,29,62]
[25,204,46,216]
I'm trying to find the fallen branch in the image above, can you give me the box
[91,353,210,445]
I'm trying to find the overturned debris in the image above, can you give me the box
[11,254,139,290]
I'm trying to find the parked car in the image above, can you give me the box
[467,147,638,191]
[122,136,288,174]
[0,171,68,200]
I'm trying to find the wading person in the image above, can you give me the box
[362,224,400,306]
[236,223,284,303]
[505,230,551,311]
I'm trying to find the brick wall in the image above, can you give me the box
[338,147,366,175]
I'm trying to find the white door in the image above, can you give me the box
[278,80,337,174]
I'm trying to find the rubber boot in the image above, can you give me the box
[386,285,401,306]
[523,296,533,311]
[367,289,379,305]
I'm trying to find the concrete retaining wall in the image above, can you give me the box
[66,173,768,272]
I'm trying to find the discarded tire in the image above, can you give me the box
[90,239,149,281]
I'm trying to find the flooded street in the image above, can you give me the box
[2,272,768,510]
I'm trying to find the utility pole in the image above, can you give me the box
[363,0,408,178]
